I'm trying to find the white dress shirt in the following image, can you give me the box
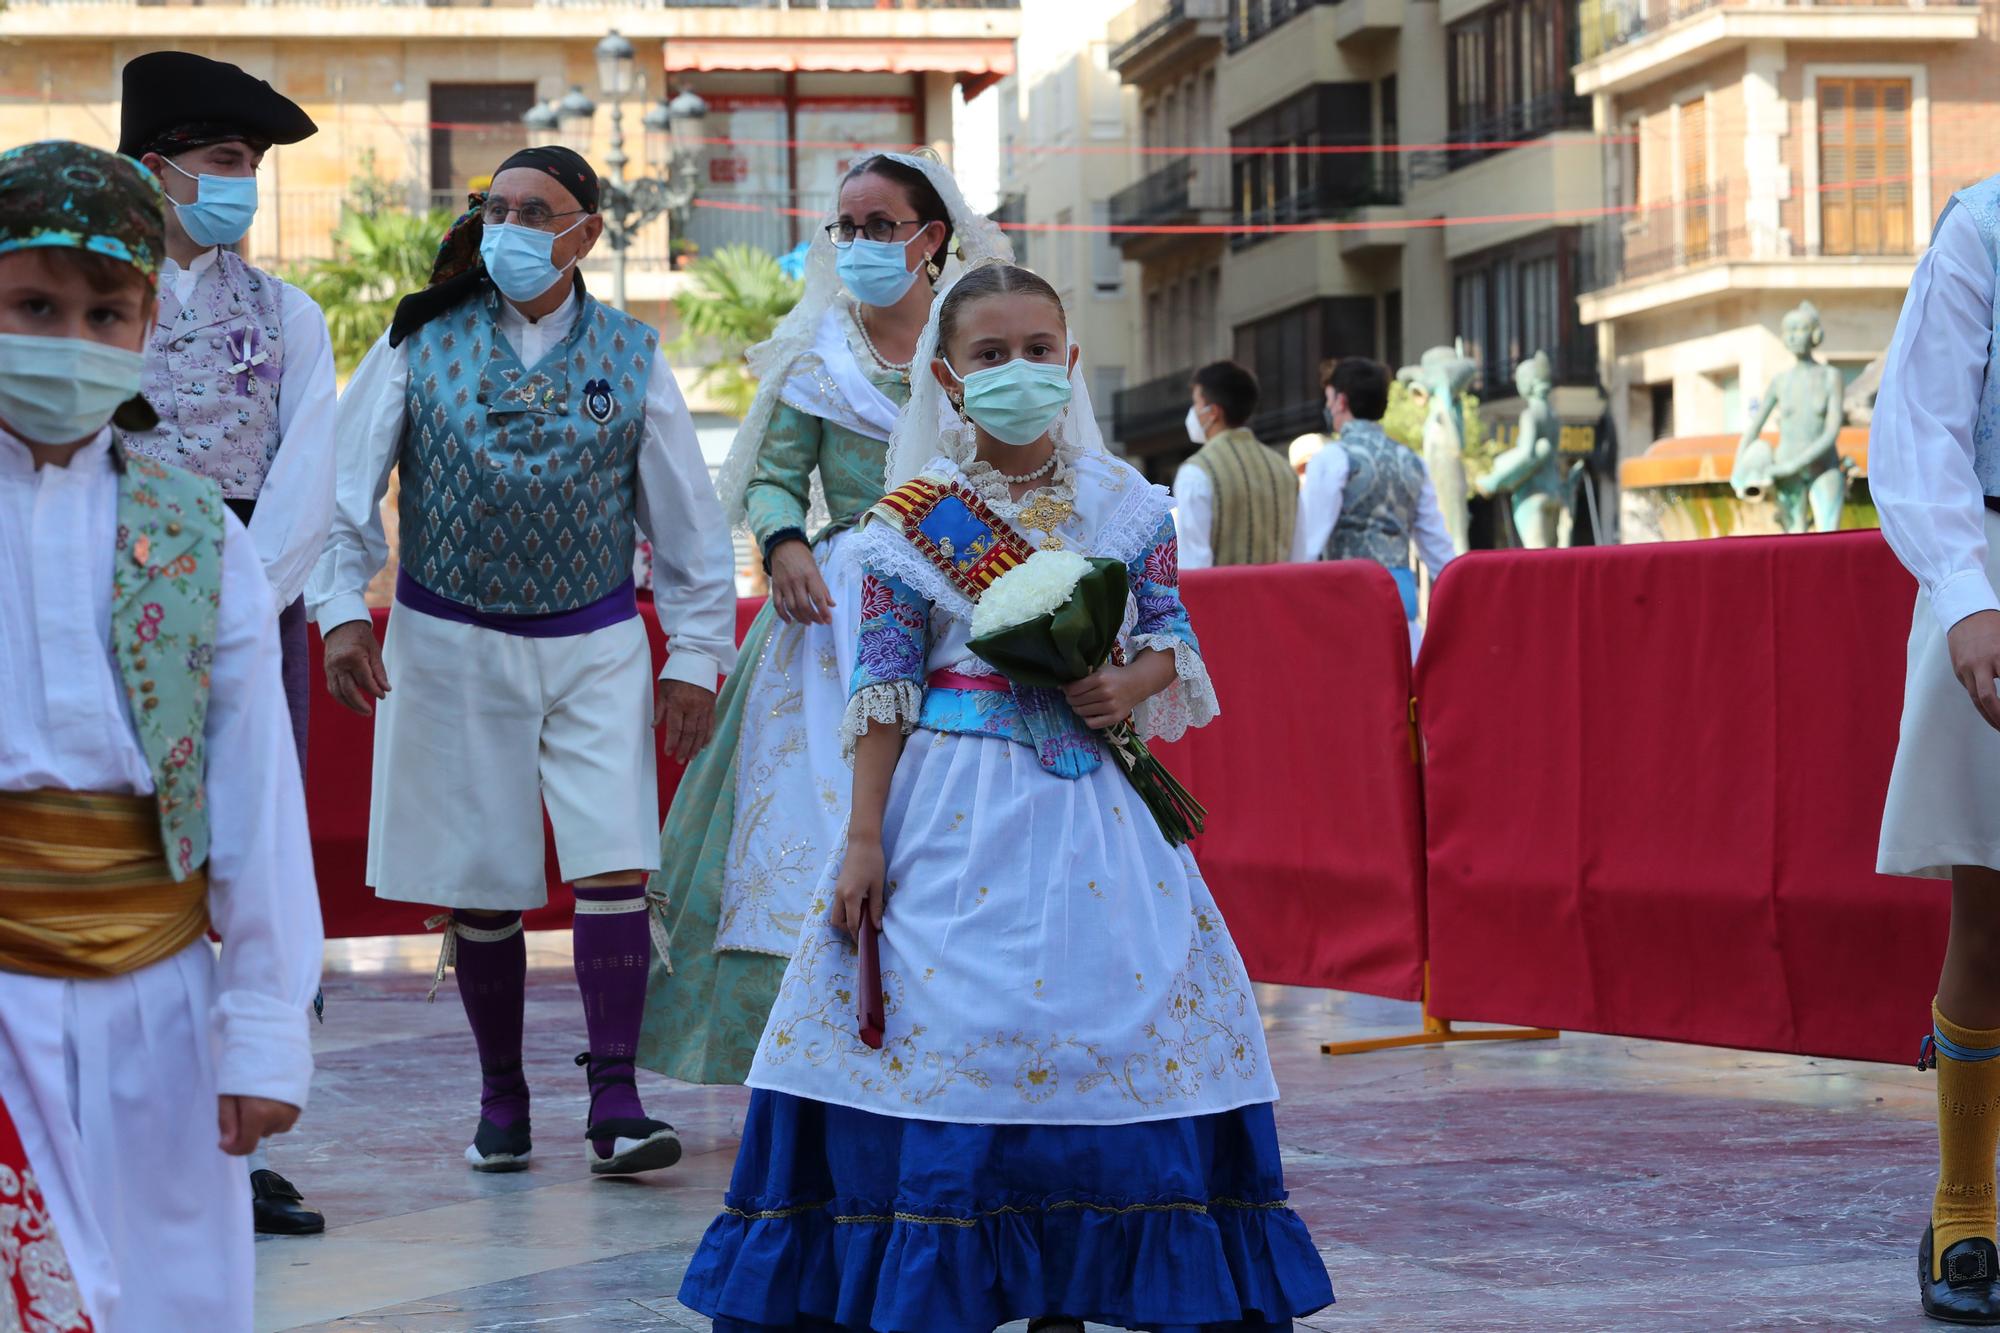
[1290,429,1460,577]
[307,288,740,690]
[0,425,323,1107]
[1172,463,1216,569]
[1871,204,2000,636]
[163,249,341,609]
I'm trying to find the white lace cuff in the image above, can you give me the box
[840,681,925,761]
[1130,633,1219,742]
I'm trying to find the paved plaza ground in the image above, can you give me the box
[257,933,1941,1331]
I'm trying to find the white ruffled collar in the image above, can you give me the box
[950,429,1083,522]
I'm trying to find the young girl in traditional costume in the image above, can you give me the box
[637,154,1010,1084]
[677,262,1332,1331]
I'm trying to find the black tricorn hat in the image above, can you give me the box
[117,52,318,159]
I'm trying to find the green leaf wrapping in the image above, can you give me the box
[966,558,1207,845]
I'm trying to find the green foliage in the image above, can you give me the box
[286,206,454,376]
[1381,381,1489,461]
[671,245,803,418]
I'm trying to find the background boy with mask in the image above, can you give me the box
[1173,359,1297,568]
[310,145,738,1178]
[113,47,341,1238]
[0,139,323,1332]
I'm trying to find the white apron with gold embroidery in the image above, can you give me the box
[747,450,1272,1126]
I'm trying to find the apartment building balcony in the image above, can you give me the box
[1107,0,1228,84]
[1224,0,1397,51]
[1575,0,1979,98]
[1231,164,1405,252]
[1107,155,1232,262]
[1,0,1020,44]
[1403,93,1593,179]
[1577,183,1919,324]
[1113,367,1199,459]
[990,190,1028,266]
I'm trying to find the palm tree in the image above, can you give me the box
[288,207,456,375]
[671,244,803,418]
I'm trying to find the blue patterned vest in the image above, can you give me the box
[1324,419,1427,569]
[398,289,653,613]
[1948,174,2000,498]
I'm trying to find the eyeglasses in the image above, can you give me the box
[481,201,586,229]
[825,218,926,247]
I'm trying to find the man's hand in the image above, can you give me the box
[1063,663,1152,731]
[322,620,390,717]
[768,540,835,625]
[218,1095,299,1156]
[655,679,718,764]
[830,837,886,938]
[1949,609,2000,732]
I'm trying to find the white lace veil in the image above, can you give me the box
[712,151,1015,526]
[883,260,1111,490]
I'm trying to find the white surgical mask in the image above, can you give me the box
[1185,404,1209,444]
[0,333,147,447]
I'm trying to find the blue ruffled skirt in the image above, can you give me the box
[678,1091,1333,1332]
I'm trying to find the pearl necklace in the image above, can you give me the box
[993,451,1059,485]
[854,307,912,374]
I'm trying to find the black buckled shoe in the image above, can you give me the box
[250,1169,325,1236]
[465,1115,533,1173]
[1922,1225,2000,1324]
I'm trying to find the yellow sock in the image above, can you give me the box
[1934,1001,2000,1277]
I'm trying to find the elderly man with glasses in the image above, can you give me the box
[308,146,737,1177]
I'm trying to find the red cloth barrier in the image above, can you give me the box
[307,567,1432,1003]
[1417,532,1945,1065]
[1160,563,1425,1001]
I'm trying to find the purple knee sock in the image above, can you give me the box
[451,910,528,1128]
[571,885,651,1127]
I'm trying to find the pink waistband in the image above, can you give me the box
[927,669,1010,693]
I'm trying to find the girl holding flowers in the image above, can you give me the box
[677,261,1331,1332]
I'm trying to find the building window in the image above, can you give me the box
[1384,289,1403,368]
[1680,97,1711,261]
[1451,231,1598,396]
[1445,0,1586,169]
[1230,84,1388,248]
[1091,202,1123,294]
[1819,77,1913,257]
[429,83,536,196]
[1231,297,1377,438]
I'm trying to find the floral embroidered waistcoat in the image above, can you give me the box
[1948,174,2000,499]
[110,449,225,880]
[399,289,652,613]
[1183,427,1297,566]
[120,249,285,501]
[1325,419,1426,569]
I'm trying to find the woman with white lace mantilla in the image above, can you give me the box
[677,262,1333,1332]
[635,154,1012,1084]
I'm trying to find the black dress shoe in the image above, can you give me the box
[1922,1225,2000,1324]
[250,1168,325,1236]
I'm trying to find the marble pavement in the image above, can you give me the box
[258,934,1941,1331]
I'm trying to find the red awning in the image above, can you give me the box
[665,38,1014,86]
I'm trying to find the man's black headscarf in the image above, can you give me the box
[388,147,602,348]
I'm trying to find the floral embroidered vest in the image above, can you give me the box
[399,289,652,613]
[119,249,285,501]
[110,448,225,880]
[1184,427,1297,566]
[1325,419,1426,569]
[1946,175,2000,499]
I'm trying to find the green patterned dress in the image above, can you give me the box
[636,332,908,1084]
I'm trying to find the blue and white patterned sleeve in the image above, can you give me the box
[840,564,932,759]
[1125,513,1220,741]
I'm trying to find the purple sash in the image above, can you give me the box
[394,569,638,639]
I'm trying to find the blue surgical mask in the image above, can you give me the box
[480,219,584,303]
[946,353,1074,447]
[163,158,259,249]
[836,236,921,307]
[0,333,148,447]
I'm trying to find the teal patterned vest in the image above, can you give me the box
[399,288,654,613]
[1325,419,1427,569]
[109,448,225,880]
[1945,174,2000,498]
